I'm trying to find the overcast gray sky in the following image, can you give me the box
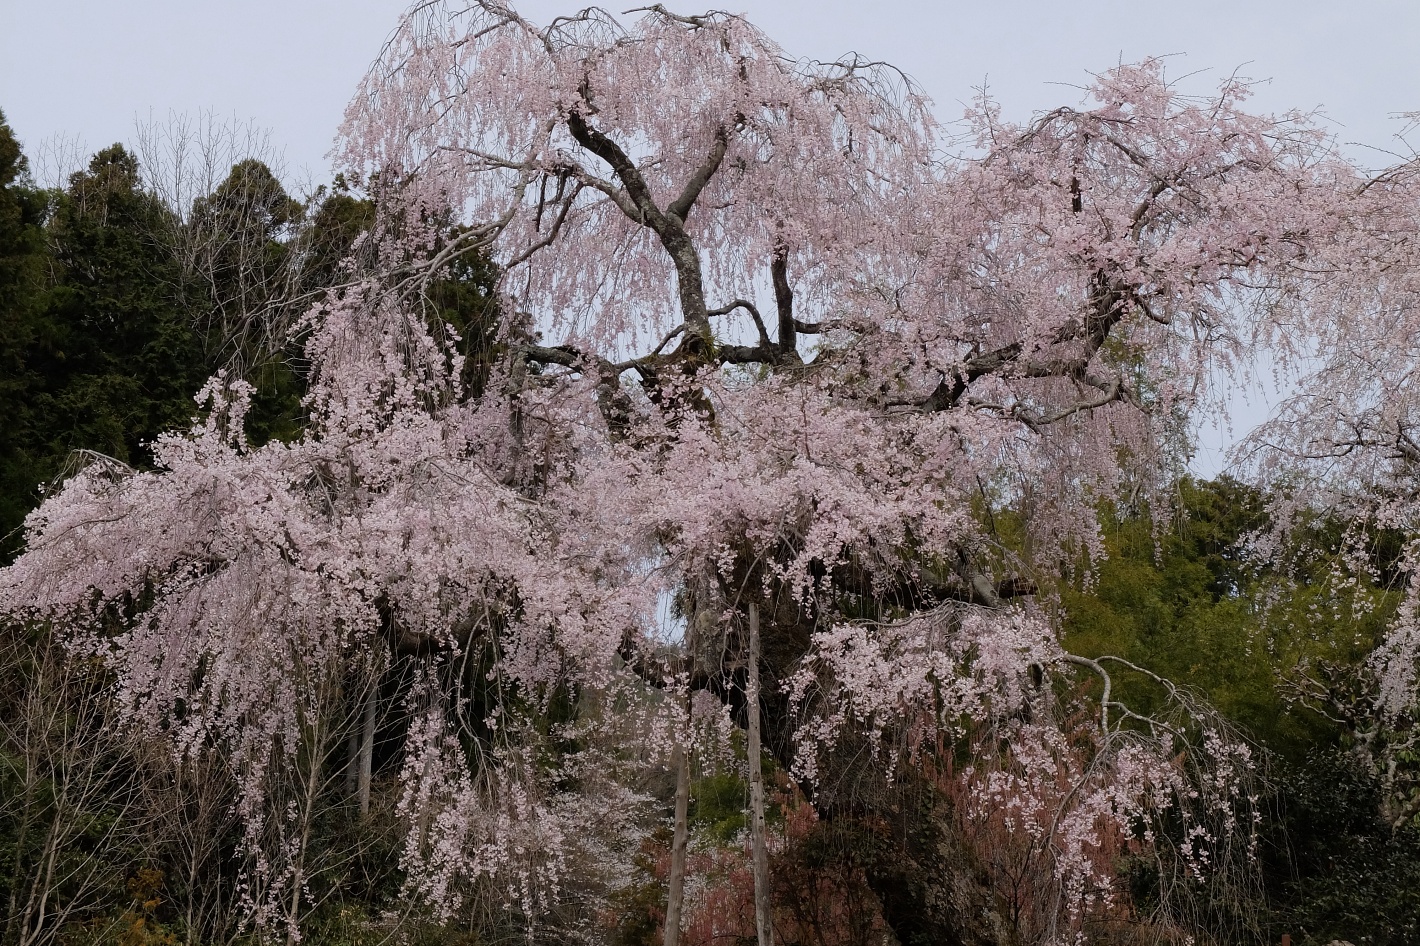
[4,0,1418,178]
[3,0,1418,471]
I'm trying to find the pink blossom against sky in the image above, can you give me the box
[2,0,1416,475]
[4,0,1419,183]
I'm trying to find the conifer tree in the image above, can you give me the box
[0,110,51,560]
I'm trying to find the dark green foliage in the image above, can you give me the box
[0,111,52,560]
[187,157,302,343]
[690,771,749,844]
[0,122,507,564]
[1061,476,1377,763]
[426,229,502,399]
[185,157,308,446]
[295,792,409,945]
[0,136,211,561]
[1060,478,1419,945]
[1271,751,1420,945]
[299,182,375,293]
[41,145,209,459]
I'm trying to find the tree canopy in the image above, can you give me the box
[5,4,1420,946]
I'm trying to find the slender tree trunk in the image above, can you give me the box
[746,603,773,946]
[344,727,359,797]
[358,679,376,819]
[663,737,691,946]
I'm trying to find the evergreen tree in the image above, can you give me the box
[37,145,208,466]
[0,143,208,561]
[0,112,53,560]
